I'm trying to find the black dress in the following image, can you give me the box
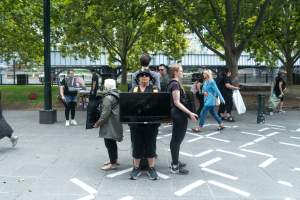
[0,93,13,140]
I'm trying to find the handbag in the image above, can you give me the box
[215,96,221,106]
[232,90,246,114]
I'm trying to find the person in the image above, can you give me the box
[94,79,123,171]
[190,73,204,114]
[129,70,160,180]
[0,92,18,147]
[60,69,84,126]
[192,69,225,132]
[90,69,99,100]
[273,71,287,113]
[167,64,198,174]
[131,54,161,90]
[158,64,169,92]
[217,68,239,122]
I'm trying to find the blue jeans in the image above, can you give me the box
[199,106,222,127]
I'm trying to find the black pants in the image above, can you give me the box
[104,138,118,164]
[0,116,13,140]
[218,94,233,115]
[170,108,188,165]
[65,102,76,120]
[130,124,159,159]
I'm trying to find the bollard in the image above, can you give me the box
[257,94,265,124]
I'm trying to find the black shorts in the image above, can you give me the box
[129,124,159,159]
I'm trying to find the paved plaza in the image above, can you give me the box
[0,110,300,200]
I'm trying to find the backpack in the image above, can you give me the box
[85,92,119,129]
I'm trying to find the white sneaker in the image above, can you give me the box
[65,120,70,127]
[70,119,77,125]
[10,135,19,147]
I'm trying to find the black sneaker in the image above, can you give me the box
[147,167,159,180]
[169,161,186,168]
[129,167,141,180]
[170,164,189,175]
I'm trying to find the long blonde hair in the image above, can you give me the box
[203,69,213,80]
[169,63,182,78]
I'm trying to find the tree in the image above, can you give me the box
[58,0,188,85]
[248,0,300,85]
[167,0,271,77]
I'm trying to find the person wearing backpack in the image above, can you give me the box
[94,79,123,171]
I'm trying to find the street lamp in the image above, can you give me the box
[39,0,57,124]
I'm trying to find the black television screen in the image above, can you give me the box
[119,92,171,123]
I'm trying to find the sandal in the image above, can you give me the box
[101,163,118,171]
[192,127,201,133]
[217,125,225,131]
[103,161,120,166]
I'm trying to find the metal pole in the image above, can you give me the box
[13,60,16,85]
[43,0,52,110]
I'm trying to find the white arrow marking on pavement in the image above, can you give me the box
[174,180,206,196]
[194,149,214,157]
[253,136,267,143]
[239,142,255,148]
[240,148,273,157]
[107,168,132,178]
[279,142,300,148]
[216,149,246,158]
[259,157,277,168]
[207,137,230,143]
[187,136,204,143]
[202,168,238,180]
[179,151,194,157]
[206,131,220,137]
[119,196,134,200]
[208,180,250,197]
[70,178,97,199]
[266,132,280,137]
[278,180,293,187]
[258,127,270,132]
[186,131,203,137]
[265,123,286,128]
[199,157,222,168]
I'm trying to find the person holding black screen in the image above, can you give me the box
[167,63,198,175]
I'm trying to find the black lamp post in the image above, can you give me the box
[39,0,57,124]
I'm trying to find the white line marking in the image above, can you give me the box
[285,197,296,200]
[179,151,194,157]
[270,127,286,130]
[70,178,97,195]
[206,131,220,137]
[77,195,95,200]
[239,142,255,148]
[253,136,267,143]
[207,137,230,143]
[216,149,246,158]
[232,125,239,128]
[240,131,263,137]
[279,142,300,148]
[194,149,214,157]
[240,149,273,157]
[199,157,222,168]
[265,124,286,128]
[202,168,238,180]
[157,172,170,179]
[119,196,134,200]
[174,180,206,196]
[107,168,132,178]
[292,168,300,171]
[157,136,163,139]
[208,180,250,197]
[290,136,300,140]
[163,125,172,128]
[259,157,277,168]
[296,128,300,132]
[162,133,172,137]
[258,127,270,132]
[266,132,280,137]
[187,136,204,143]
[186,131,202,137]
[125,129,130,132]
[278,180,293,187]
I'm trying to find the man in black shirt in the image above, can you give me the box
[90,69,99,99]
[273,71,287,113]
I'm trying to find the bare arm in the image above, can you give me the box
[59,86,65,98]
[172,90,198,121]
[225,83,239,90]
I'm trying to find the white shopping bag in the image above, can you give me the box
[233,90,246,114]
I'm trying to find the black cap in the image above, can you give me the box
[136,70,153,80]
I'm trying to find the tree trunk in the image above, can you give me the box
[224,48,240,78]
[284,61,294,86]
[120,58,128,85]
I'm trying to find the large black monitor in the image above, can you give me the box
[119,92,171,123]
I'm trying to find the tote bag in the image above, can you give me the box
[232,90,246,114]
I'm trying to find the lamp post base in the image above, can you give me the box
[39,109,57,124]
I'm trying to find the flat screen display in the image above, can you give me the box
[120,92,171,123]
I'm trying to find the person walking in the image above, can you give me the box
[129,70,160,180]
[218,68,239,122]
[60,69,84,126]
[192,69,225,132]
[167,64,198,175]
[94,79,123,171]
[273,71,287,113]
[0,92,18,147]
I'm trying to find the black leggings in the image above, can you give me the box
[65,102,76,120]
[218,94,233,115]
[104,138,118,164]
[170,108,188,165]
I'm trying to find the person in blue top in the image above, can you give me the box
[192,69,225,132]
